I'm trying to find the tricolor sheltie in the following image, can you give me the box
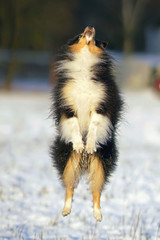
[50,25,123,221]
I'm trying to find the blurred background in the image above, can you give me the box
[0,0,160,91]
[0,1,160,238]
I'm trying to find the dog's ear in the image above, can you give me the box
[100,41,107,49]
[95,40,107,50]
[67,34,82,46]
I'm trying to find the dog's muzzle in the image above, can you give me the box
[84,25,95,43]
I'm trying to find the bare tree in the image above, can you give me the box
[0,0,21,90]
[0,0,76,90]
[122,0,149,53]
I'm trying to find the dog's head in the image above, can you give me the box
[68,25,107,54]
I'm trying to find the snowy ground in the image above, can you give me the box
[0,89,160,240]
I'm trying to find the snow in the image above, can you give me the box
[0,89,160,240]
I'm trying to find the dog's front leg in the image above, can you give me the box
[86,112,112,154]
[60,115,84,153]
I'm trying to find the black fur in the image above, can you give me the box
[50,32,123,186]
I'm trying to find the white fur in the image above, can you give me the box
[93,203,102,221]
[59,116,84,153]
[86,112,112,153]
[62,198,72,216]
[86,34,93,43]
[58,46,111,150]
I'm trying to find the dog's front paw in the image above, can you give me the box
[73,141,84,153]
[85,139,97,154]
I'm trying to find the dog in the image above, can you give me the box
[50,25,123,221]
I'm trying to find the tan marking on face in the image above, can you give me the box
[69,36,87,52]
[69,26,103,55]
[88,40,103,54]
[70,38,103,55]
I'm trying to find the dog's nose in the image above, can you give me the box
[87,25,94,30]
[83,25,96,43]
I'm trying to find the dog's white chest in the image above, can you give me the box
[61,47,106,133]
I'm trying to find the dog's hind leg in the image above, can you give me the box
[62,152,81,216]
[88,155,105,222]
[62,187,74,216]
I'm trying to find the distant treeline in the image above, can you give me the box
[0,0,160,53]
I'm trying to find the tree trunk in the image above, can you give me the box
[4,52,17,90]
[122,0,148,54]
[1,0,20,90]
[123,32,135,54]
